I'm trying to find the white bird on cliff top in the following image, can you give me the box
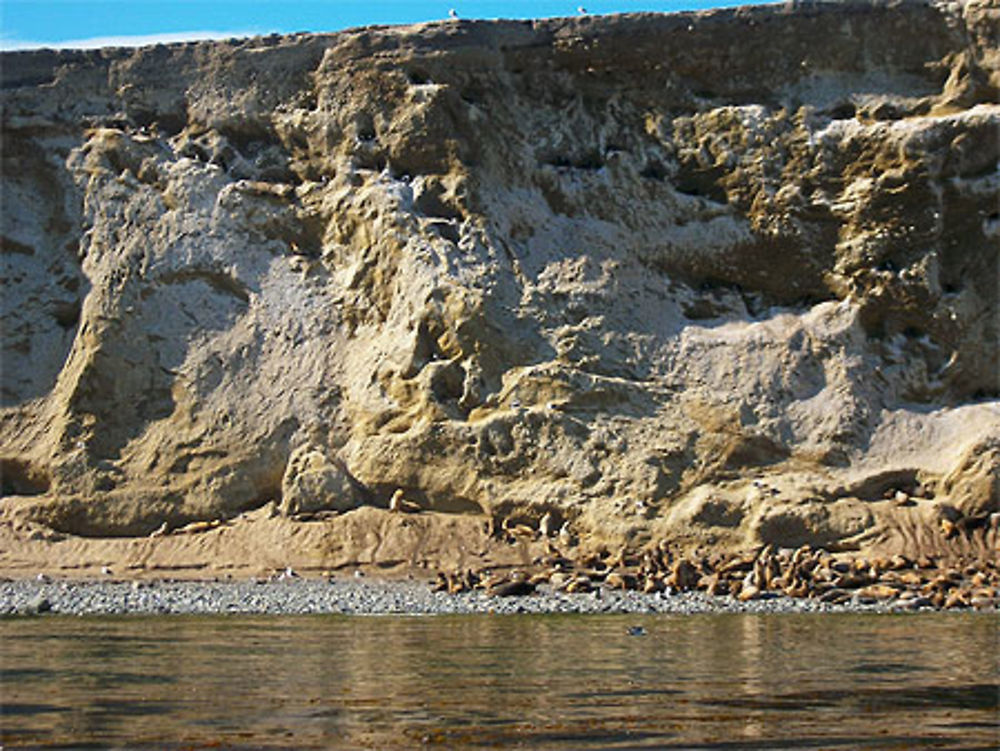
[448,8,458,19]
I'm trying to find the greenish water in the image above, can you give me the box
[1,613,997,750]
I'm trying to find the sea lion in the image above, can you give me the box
[488,578,535,597]
[558,523,575,547]
[501,518,536,541]
[389,489,421,513]
[668,559,700,591]
[539,510,557,538]
[604,571,635,590]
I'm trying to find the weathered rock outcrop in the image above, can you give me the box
[1,0,997,562]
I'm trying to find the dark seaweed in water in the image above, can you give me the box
[1,613,997,750]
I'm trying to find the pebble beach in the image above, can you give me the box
[3,576,992,617]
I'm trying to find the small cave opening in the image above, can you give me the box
[0,458,51,497]
[407,68,431,85]
[674,168,729,204]
[52,298,81,330]
[219,122,276,157]
[413,187,464,222]
[640,160,669,181]
[539,150,603,171]
[824,101,857,120]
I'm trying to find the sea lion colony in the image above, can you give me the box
[434,529,999,610]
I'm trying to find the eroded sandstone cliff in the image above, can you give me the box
[1,0,997,568]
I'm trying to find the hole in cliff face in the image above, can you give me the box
[2,236,34,255]
[692,498,744,528]
[245,473,283,513]
[426,219,459,244]
[52,299,81,329]
[865,102,902,122]
[156,113,186,137]
[0,458,50,496]
[284,129,309,154]
[354,152,387,173]
[178,141,210,162]
[824,101,857,120]
[876,259,897,273]
[721,433,789,471]
[674,165,729,204]
[429,362,466,403]
[219,122,275,157]
[640,160,668,181]
[413,184,463,221]
[841,469,920,503]
[573,152,603,171]
[407,68,431,85]
[539,151,603,171]
[971,388,1000,401]
[682,291,738,320]
[353,113,377,143]
[132,110,156,129]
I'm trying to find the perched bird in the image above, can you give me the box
[448,8,458,20]
[627,625,647,636]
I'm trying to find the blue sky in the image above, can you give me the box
[1,1,771,50]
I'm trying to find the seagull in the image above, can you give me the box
[578,6,588,13]
[448,8,458,19]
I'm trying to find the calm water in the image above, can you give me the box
[1,613,997,750]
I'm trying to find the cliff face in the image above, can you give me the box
[1,1,997,560]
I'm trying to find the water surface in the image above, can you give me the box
[2,613,997,749]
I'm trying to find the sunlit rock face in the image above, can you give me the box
[1,0,997,555]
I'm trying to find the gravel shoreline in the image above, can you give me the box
[2,577,991,617]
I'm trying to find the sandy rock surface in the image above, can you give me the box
[1,0,997,577]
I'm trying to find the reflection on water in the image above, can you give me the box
[1,613,997,750]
